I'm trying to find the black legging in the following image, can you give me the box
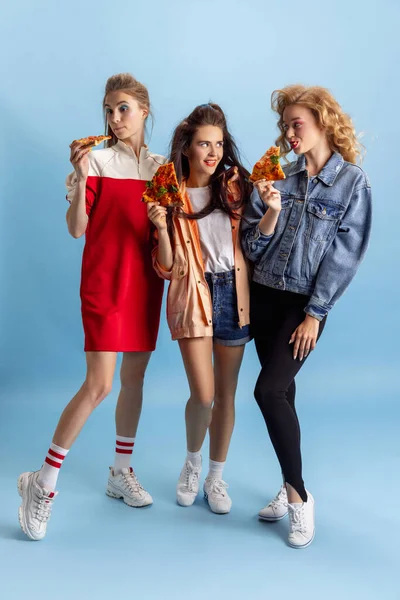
[250,282,327,502]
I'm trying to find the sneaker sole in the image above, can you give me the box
[17,474,44,541]
[106,486,153,508]
[258,511,288,522]
[288,530,315,549]
[203,491,231,515]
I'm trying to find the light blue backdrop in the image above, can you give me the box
[0,1,398,599]
[1,0,398,398]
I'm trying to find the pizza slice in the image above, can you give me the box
[142,162,184,208]
[250,146,286,183]
[74,135,112,148]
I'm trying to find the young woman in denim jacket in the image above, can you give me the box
[241,85,372,548]
[148,104,253,514]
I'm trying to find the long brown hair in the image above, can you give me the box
[271,85,363,164]
[102,73,153,147]
[169,103,252,221]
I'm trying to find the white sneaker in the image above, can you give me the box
[176,460,201,507]
[106,467,153,507]
[17,471,58,541]
[258,485,288,521]
[203,477,232,514]
[287,491,315,549]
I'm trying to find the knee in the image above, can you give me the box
[254,380,283,413]
[189,394,214,410]
[83,380,113,407]
[213,394,235,411]
[120,362,147,391]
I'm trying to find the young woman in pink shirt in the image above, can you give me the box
[148,103,253,514]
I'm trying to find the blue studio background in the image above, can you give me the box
[1,1,399,599]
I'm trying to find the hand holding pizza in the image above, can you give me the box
[147,202,168,231]
[69,141,91,180]
[255,180,282,213]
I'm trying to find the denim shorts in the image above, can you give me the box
[205,270,252,347]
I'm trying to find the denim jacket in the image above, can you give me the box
[241,152,372,320]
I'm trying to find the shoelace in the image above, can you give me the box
[184,461,200,492]
[34,491,54,523]
[270,486,288,509]
[288,504,306,533]
[122,471,144,495]
[208,479,228,498]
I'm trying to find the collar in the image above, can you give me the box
[286,151,344,186]
[114,140,150,160]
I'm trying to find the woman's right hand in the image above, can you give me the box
[255,180,282,212]
[69,141,91,180]
[147,202,168,231]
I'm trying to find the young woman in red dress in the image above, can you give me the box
[17,73,166,540]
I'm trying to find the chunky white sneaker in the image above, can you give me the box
[258,485,288,521]
[106,467,153,507]
[203,477,232,514]
[287,491,315,549]
[17,471,58,541]
[176,460,201,507]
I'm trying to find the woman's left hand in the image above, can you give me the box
[289,315,320,360]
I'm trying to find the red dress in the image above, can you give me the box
[66,143,165,352]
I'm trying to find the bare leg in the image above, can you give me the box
[209,343,245,462]
[115,352,152,438]
[178,337,214,453]
[53,352,117,449]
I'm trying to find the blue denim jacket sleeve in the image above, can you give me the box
[241,188,274,263]
[305,183,372,320]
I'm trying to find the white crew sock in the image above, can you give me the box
[186,450,202,468]
[38,442,69,491]
[207,459,225,480]
[113,435,135,474]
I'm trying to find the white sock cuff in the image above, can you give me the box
[209,459,225,468]
[116,435,136,443]
[50,442,69,456]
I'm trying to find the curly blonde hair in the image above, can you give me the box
[271,85,362,164]
[103,73,153,147]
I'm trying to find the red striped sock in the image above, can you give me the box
[113,435,135,474]
[37,443,69,491]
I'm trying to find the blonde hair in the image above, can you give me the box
[103,73,152,147]
[271,85,362,164]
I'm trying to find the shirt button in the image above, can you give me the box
[314,179,318,184]
[237,267,240,271]
[240,308,243,312]
[186,240,190,244]
[180,270,184,276]
[209,320,212,324]
[322,208,326,215]
[232,225,236,230]
[278,281,283,287]
[198,280,201,284]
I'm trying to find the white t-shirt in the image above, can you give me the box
[187,186,234,274]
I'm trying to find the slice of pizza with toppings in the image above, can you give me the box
[250,146,286,183]
[142,163,184,208]
[74,135,112,148]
